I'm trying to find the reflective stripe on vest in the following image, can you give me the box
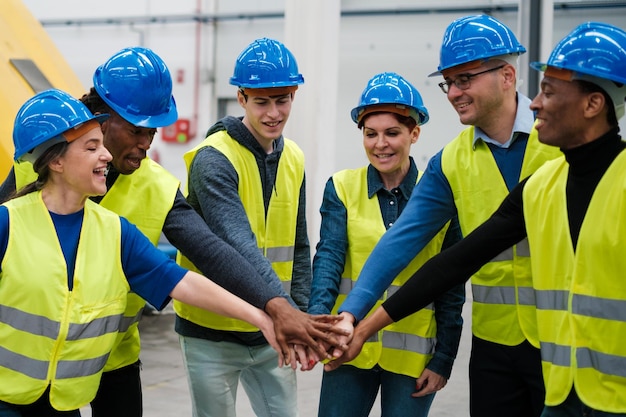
[175,131,304,332]
[524,152,626,412]
[0,193,127,410]
[332,167,447,377]
[14,158,179,372]
[441,125,560,346]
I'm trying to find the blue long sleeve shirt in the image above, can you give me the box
[340,93,535,320]
[309,158,465,378]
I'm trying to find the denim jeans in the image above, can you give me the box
[0,398,80,417]
[540,389,626,417]
[317,364,435,417]
[179,336,297,417]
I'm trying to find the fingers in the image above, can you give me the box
[322,342,359,372]
[271,312,355,365]
[309,314,345,323]
[323,353,347,372]
[294,345,318,371]
[275,336,290,368]
[412,372,448,397]
[288,345,298,370]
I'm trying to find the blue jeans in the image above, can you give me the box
[540,388,626,417]
[179,336,297,417]
[318,364,435,417]
[0,398,80,417]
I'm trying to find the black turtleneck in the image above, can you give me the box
[383,128,626,322]
[564,128,625,247]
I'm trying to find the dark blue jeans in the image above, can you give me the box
[318,364,435,417]
[540,388,626,417]
[0,387,80,417]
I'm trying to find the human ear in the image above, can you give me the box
[411,126,421,144]
[584,92,606,119]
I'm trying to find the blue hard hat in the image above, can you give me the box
[531,22,626,120]
[229,38,304,89]
[13,89,108,163]
[93,47,178,128]
[531,22,626,85]
[351,72,429,126]
[430,15,526,76]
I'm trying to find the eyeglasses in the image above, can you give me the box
[438,65,506,94]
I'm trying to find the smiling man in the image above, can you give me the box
[174,38,311,417]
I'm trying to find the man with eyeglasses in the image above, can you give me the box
[332,15,561,417]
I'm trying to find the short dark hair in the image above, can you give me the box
[81,87,112,115]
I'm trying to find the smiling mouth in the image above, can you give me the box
[127,156,144,167]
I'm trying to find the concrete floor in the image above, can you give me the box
[81,289,472,417]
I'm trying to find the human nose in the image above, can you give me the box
[374,134,388,148]
[266,101,280,118]
[101,146,112,162]
[136,133,152,150]
[529,93,542,112]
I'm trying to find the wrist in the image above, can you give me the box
[265,296,291,318]
[339,311,356,325]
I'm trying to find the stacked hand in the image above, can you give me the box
[265,298,352,370]
[321,307,449,397]
[261,302,449,396]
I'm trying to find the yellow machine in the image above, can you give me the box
[0,0,84,178]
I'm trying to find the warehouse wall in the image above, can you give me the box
[20,0,626,243]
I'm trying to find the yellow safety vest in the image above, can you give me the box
[15,159,179,371]
[97,159,179,370]
[332,167,448,377]
[523,152,626,413]
[0,192,128,411]
[175,131,304,331]
[441,127,560,346]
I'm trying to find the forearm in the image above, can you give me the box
[163,191,279,309]
[189,149,291,302]
[289,182,312,311]
[353,306,394,344]
[172,271,269,328]
[383,188,527,321]
[309,178,348,315]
